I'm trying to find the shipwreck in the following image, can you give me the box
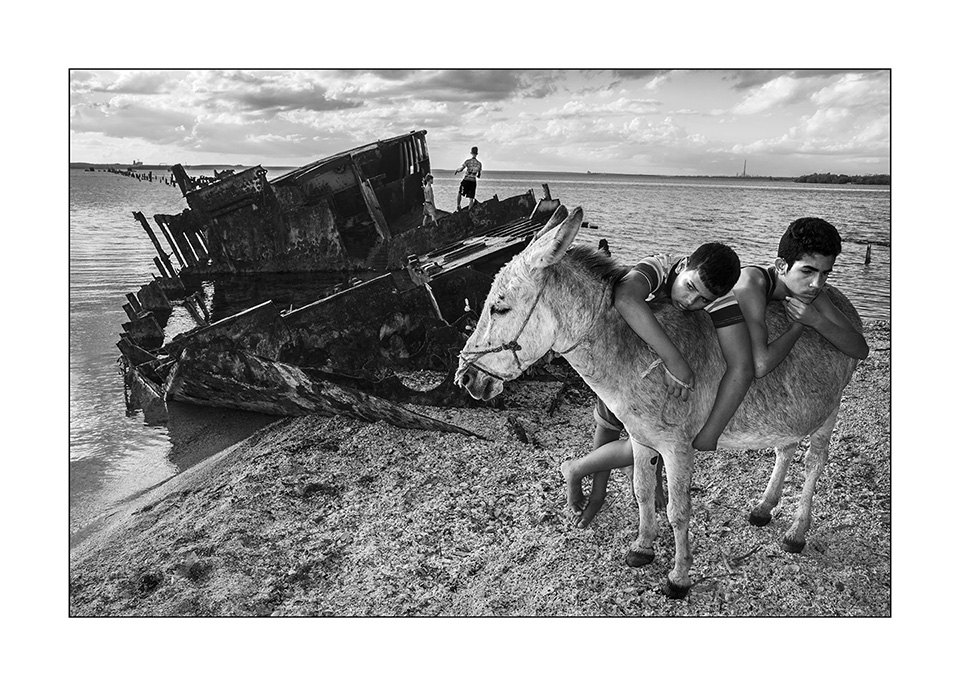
[117,130,583,435]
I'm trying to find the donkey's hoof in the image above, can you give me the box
[749,511,772,527]
[781,538,806,554]
[663,579,690,600]
[625,549,655,567]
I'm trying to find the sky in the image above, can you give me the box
[69,69,890,177]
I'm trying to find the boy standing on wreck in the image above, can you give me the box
[454,146,482,211]
[422,174,437,226]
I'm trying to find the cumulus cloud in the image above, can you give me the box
[733,75,807,115]
[70,100,197,145]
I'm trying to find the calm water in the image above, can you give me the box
[69,167,891,539]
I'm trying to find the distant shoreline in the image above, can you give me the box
[69,163,889,185]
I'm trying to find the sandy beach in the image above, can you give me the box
[69,320,890,617]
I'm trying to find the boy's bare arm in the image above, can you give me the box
[784,293,869,359]
[735,273,804,378]
[693,322,754,451]
[614,271,694,400]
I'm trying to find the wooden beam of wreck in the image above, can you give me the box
[117,334,158,366]
[160,216,198,268]
[125,292,143,313]
[153,256,171,279]
[164,347,482,437]
[350,155,392,241]
[183,297,207,327]
[184,227,209,262]
[153,215,187,269]
[137,280,172,315]
[133,211,177,277]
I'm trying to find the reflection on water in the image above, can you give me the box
[69,168,891,543]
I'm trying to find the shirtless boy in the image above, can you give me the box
[734,217,868,378]
[561,244,754,526]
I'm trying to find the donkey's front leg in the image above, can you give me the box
[661,444,695,599]
[625,441,660,568]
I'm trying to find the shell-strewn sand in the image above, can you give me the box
[70,322,890,617]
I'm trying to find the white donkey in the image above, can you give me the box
[455,206,861,599]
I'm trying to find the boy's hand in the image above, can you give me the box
[784,296,822,328]
[664,359,694,402]
[692,429,718,451]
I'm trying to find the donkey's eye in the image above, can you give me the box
[490,304,511,316]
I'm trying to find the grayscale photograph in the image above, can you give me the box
[69,68,891,618]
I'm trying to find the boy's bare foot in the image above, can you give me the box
[576,496,605,527]
[560,459,586,512]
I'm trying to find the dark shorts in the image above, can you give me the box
[458,178,477,198]
[594,396,624,432]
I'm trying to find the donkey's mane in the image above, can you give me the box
[563,244,630,285]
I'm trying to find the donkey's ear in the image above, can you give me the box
[533,205,569,240]
[526,206,583,269]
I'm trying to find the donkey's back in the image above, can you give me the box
[608,284,861,449]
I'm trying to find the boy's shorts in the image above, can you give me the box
[458,178,477,198]
[594,396,624,432]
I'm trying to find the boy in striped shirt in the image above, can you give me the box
[561,243,754,526]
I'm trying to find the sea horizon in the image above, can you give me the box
[69,162,891,184]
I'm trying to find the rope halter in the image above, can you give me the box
[459,275,610,382]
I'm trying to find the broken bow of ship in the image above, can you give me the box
[117,130,596,436]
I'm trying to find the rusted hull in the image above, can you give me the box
[168,131,439,275]
[119,129,566,429]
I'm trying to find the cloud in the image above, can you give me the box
[724,69,881,91]
[225,84,361,114]
[542,97,661,118]
[385,70,526,102]
[70,100,197,145]
[732,75,808,115]
[811,71,890,110]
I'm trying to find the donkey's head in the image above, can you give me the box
[455,205,584,401]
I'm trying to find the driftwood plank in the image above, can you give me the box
[164,348,481,437]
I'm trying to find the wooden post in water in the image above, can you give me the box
[865,243,872,265]
[133,211,177,277]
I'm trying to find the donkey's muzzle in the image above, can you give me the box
[455,362,504,401]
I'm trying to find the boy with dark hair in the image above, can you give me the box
[734,217,868,378]
[454,146,482,210]
[561,243,754,526]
